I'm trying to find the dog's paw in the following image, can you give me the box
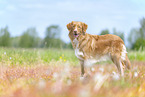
[80,76,85,81]
[80,74,91,84]
[111,71,120,80]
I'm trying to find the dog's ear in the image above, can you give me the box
[82,22,88,35]
[67,21,73,32]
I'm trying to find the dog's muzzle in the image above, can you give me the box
[73,30,79,37]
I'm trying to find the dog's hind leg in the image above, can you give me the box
[111,54,124,77]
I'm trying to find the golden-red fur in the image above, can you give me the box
[67,21,131,77]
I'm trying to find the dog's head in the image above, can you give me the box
[67,21,88,38]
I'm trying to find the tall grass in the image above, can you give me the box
[0,47,145,66]
[0,48,78,66]
[128,50,145,61]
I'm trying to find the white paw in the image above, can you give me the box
[80,76,85,81]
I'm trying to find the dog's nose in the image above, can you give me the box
[74,30,77,33]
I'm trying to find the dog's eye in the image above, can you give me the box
[78,26,81,28]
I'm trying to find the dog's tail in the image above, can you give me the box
[121,44,131,70]
[126,55,131,69]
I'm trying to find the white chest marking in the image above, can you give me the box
[73,38,84,60]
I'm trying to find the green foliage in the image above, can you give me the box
[0,48,78,66]
[45,25,61,39]
[100,29,109,35]
[19,28,41,48]
[0,25,71,49]
[66,42,73,49]
[128,50,145,61]
[133,38,145,50]
[0,26,11,47]
[11,37,20,47]
[43,38,65,48]
[0,48,145,67]
[139,17,145,39]
[43,25,66,48]
[128,28,139,48]
[128,17,145,49]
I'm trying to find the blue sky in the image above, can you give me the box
[0,0,145,43]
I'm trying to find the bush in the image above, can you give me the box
[133,38,145,50]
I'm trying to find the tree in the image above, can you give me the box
[43,25,65,48]
[0,26,11,47]
[128,28,139,48]
[67,42,73,49]
[128,17,145,50]
[100,29,109,35]
[19,28,40,48]
[133,38,145,50]
[139,17,145,39]
[45,25,60,39]
[11,36,21,47]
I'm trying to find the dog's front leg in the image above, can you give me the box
[79,60,85,77]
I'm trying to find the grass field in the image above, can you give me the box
[0,48,145,97]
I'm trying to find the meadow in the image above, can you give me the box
[0,47,145,97]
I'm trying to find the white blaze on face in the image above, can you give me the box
[74,27,78,32]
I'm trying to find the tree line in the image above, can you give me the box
[0,25,73,49]
[0,18,145,50]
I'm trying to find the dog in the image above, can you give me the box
[67,21,131,77]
